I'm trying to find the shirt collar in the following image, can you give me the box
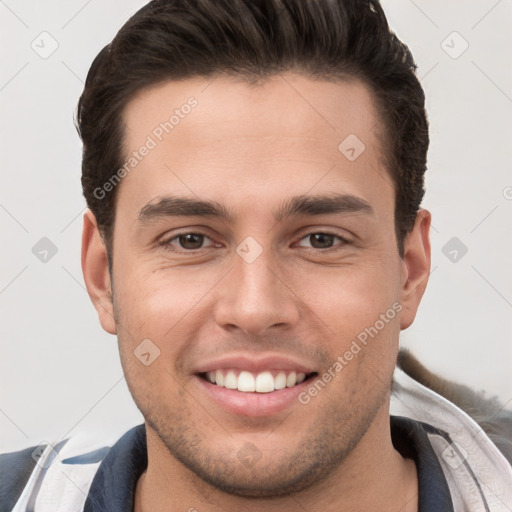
[391,415,454,511]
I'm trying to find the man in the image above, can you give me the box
[1,0,511,510]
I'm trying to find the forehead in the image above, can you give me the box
[118,73,392,215]
[123,72,382,148]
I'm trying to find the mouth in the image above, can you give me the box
[194,368,319,417]
[192,354,320,416]
[198,369,319,393]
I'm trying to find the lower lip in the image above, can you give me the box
[194,375,312,417]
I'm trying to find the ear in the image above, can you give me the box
[81,209,116,334]
[399,208,431,330]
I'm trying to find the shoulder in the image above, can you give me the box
[0,424,141,512]
[392,358,512,510]
[0,443,44,510]
[397,348,512,465]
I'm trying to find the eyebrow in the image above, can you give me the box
[275,193,373,221]
[137,193,374,224]
[138,197,232,224]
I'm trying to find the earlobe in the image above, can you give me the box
[81,209,117,334]
[399,209,432,330]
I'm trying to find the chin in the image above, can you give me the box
[176,459,332,498]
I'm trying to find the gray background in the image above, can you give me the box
[1,0,511,452]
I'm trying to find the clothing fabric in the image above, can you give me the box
[1,368,511,511]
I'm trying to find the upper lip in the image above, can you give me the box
[193,353,317,375]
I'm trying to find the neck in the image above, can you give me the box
[134,412,418,512]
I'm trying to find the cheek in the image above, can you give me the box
[288,259,402,388]
[113,272,193,402]
[292,257,401,331]
[113,264,219,356]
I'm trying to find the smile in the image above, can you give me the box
[200,369,317,393]
[193,354,319,416]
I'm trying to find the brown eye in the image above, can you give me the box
[161,231,216,252]
[177,233,205,249]
[296,232,350,250]
[309,233,335,249]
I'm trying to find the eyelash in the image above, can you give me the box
[159,230,351,253]
[295,232,351,251]
[159,230,218,252]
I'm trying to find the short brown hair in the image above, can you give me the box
[76,0,429,267]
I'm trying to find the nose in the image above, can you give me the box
[212,244,301,336]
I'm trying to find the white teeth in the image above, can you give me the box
[274,372,287,390]
[224,370,238,389]
[286,371,297,388]
[238,371,255,392]
[215,369,224,387]
[205,369,310,393]
[255,371,274,393]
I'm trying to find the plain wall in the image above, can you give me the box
[1,0,511,452]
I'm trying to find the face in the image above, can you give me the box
[82,72,430,497]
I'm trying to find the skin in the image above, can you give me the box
[82,72,431,512]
